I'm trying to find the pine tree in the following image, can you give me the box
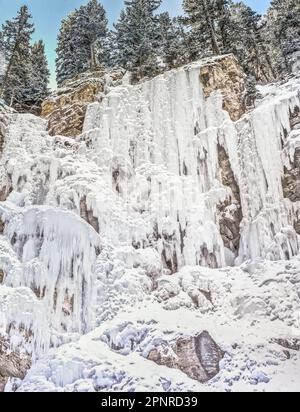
[113,0,162,82]
[56,13,78,86]
[158,12,186,70]
[24,40,50,112]
[266,0,300,74]
[76,0,109,70]
[56,0,109,86]
[0,5,34,109]
[229,2,276,82]
[183,0,232,58]
[244,75,257,108]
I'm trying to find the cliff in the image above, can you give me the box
[0,55,300,392]
[41,69,123,137]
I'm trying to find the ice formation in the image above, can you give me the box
[0,55,300,392]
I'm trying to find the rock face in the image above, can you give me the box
[80,196,99,233]
[199,54,246,121]
[282,106,300,203]
[217,144,243,254]
[41,69,123,137]
[291,51,300,74]
[0,337,31,392]
[274,338,300,352]
[283,148,300,202]
[148,332,224,383]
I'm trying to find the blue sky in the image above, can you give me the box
[0,0,271,89]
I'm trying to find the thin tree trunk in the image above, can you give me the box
[203,0,220,55]
[90,43,97,70]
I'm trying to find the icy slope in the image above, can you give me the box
[14,257,300,392]
[0,56,300,392]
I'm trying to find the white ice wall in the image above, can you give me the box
[1,60,300,358]
[82,63,300,265]
[1,62,300,274]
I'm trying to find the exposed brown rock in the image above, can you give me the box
[283,165,300,202]
[62,291,74,317]
[200,244,218,269]
[0,185,12,202]
[41,69,123,137]
[0,217,4,234]
[290,106,300,130]
[80,196,99,233]
[217,144,243,254]
[295,219,300,235]
[200,54,246,121]
[282,107,300,203]
[0,269,4,284]
[148,331,224,383]
[32,285,46,300]
[0,119,5,154]
[0,337,31,392]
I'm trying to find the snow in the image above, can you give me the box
[0,202,100,343]
[0,285,48,357]
[0,59,300,392]
[12,256,300,392]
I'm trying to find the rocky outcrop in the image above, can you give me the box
[291,51,300,74]
[274,338,300,352]
[199,54,246,121]
[42,55,245,139]
[0,337,31,392]
[148,332,224,383]
[217,144,243,254]
[283,150,300,202]
[295,218,300,235]
[41,69,123,137]
[282,106,300,202]
[80,196,99,233]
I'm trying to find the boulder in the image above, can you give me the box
[148,331,224,383]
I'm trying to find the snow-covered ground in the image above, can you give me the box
[0,59,300,392]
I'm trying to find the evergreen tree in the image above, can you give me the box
[0,5,34,109]
[266,0,300,74]
[24,40,50,112]
[244,75,258,108]
[113,0,162,81]
[183,0,232,58]
[56,13,78,86]
[56,0,109,86]
[75,0,109,70]
[229,2,276,82]
[158,13,188,70]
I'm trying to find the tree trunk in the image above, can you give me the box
[203,0,220,55]
[90,43,97,70]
